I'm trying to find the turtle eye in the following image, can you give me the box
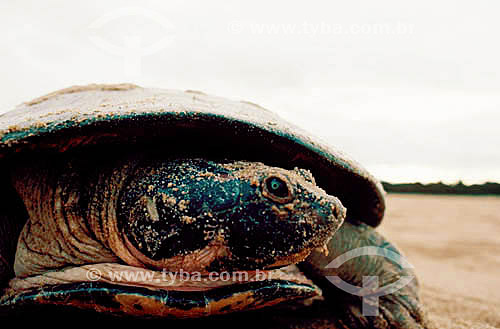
[262,175,293,203]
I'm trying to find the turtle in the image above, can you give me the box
[0,84,431,328]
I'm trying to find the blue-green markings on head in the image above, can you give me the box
[117,158,346,273]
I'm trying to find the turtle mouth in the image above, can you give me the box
[1,263,321,317]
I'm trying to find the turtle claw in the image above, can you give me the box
[299,222,433,329]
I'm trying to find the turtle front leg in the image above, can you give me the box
[299,222,432,329]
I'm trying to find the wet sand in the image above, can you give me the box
[379,194,500,329]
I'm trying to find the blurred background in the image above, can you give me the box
[1,0,499,185]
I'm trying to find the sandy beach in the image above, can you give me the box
[379,194,500,329]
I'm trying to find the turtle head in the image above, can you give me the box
[116,159,346,273]
[0,85,384,319]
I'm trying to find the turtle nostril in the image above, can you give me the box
[330,203,335,213]
[332,204,340,219]
[319,197,346,227]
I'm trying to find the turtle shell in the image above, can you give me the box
[0,84,386,318]
[0,84,385,226]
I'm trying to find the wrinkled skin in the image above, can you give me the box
[0,154,431,328]
[1,223,432,329]
[11,156,343,279]
[1,155,344,318]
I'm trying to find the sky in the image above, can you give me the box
[1,0,499,184]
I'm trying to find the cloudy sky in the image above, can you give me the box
[1,0,499,184]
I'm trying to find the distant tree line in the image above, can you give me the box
[381,181,500,195]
